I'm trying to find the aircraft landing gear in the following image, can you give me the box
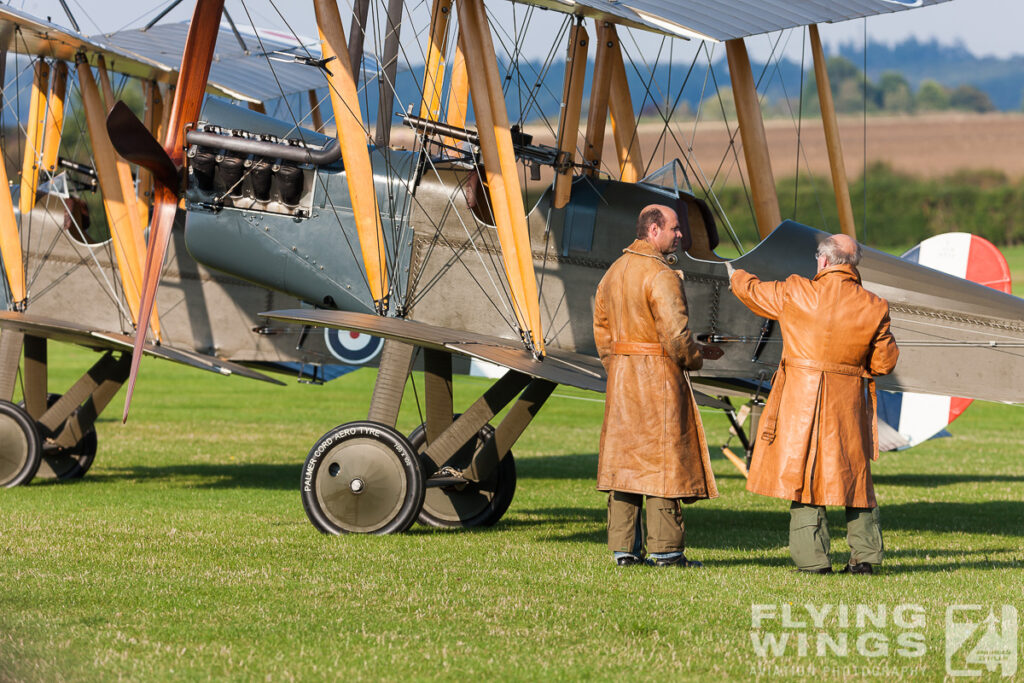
[0,332,129,486]
[300,340,552,534]
[301,421,425,534]
[0,401,42,487]
[409,417,517,528]
[19,393,97,480]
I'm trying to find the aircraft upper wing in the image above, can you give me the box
[0,312,284,385]
[98,21,327,105]
[0,6,170,80]
[512,0,953,41]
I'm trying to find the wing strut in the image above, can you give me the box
[443,38,468,149]
[96,56,161,338]
[0,27,23,306]
[809,25,856,239]
[583,20,614,176]
[419,0,452,122]
[315,0,390,313]
[553,21,587,209]
[122,0,225,421]
[605,24,643,183]
[726,38,781,239]
[76,55,146,327]
[19,60,49,218]
[456,0,544,355]
[40,61,68,186]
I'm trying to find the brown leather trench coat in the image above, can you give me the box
[593,240,718,500]
[731,265,899,508]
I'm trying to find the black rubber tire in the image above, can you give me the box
[409,417,517,528]
[0,400,43,487]
[301,421,425,535]
[18,393,97,480]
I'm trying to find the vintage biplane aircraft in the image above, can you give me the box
[0,6,409,488]
[94,0,1024,535]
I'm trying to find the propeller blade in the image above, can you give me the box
[122,188,177,423]
[123,0,225,422]
[107,101,179,191]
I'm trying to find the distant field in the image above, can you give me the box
[1,324,1022,679]
[466,112,1024,189]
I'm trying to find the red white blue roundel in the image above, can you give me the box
[324,329,384,365]
[877,233,1012,449]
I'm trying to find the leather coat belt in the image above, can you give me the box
[776,356,880,460]
[611,341,667,356]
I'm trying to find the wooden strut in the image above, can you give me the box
[307,89,323,131]
[22,335,47,419]
[443,39,468,150]
[96,56,162,338]
[809,24,857,239]
[553,22,588,209]
[422,368,532,475]
[374,0,404,147]
[583,21,615,176]
[19,59,49,218]
[41,61,68,194]
[461,377,555,482]
[423,348,454,443]
[419,0,452,122]
[315,0,390,312]
[726,38,781,239]
[0,330,24,401]
[40,352,131,448]
[457,0,544,355]
[0,27,18,307]
[77,56,146,327]
[367,339,416,427]
[606,25,643,184]
[137,80,159,214]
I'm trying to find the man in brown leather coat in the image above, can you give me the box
[593,204,719,568]
[727,234,899,574]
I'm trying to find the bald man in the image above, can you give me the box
[726,234,899,574]
[594,204,720,568]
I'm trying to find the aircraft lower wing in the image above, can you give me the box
[261,308,743,412]
[0,312,284,385]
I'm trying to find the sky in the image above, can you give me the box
[9,0,1024,63]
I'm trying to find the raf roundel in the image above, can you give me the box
[324,329,385,365]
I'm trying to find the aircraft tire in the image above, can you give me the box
[0,400,43,487]
[18,393,97,480]
[408,418,517,529]
[301,421,425,534]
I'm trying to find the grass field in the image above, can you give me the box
[1,250,1022,681]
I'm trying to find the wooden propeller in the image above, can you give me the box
[106,0,225,421]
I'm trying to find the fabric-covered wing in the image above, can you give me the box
[262,309,740,412]
[99,21,327,105]
[510,0,952,41]
[262,309,607,392]
[0,312,283,384]
[0,5,170,79]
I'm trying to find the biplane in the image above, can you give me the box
[17,0,1024,535]
[0,6,404,487]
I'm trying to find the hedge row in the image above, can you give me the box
[710,163,1024,249]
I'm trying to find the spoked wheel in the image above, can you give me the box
[409,418,516,528]
[0,401,43,487]
[301,421,425,535]
[19,393,97,480]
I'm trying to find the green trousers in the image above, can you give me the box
[607,492,685,556]
[789,502,884,570]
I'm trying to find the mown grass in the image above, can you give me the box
[1,328,1022,681]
